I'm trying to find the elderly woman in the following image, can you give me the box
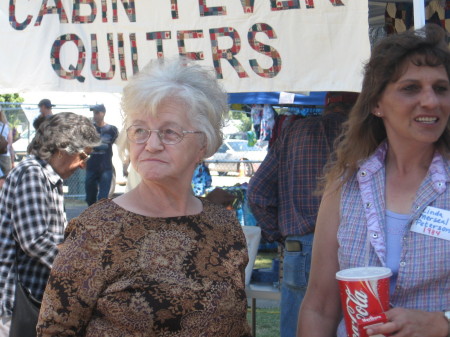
[0,112,100,335]
[298,24,450,337]
[37,58,252,337]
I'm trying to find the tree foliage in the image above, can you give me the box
[0,93,27,128]
[229,110,252,132]
[0,93,24,105]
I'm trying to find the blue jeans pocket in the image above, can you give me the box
[283,249,312,289]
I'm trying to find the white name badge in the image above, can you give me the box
[411,206,450,241]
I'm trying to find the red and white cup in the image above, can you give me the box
[336,267,392,337]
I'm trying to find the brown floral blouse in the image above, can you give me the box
[37,198,251,337]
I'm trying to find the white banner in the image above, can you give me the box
[0,0,370,93]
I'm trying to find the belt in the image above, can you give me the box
[285,240,302,252]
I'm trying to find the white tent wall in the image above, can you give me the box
[18,1,438,109]
[0,1,371,93]
[1,1,440,96]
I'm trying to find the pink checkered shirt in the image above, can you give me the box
[336,142,450,336]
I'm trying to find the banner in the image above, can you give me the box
[0,0,370,93]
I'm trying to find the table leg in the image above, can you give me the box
[252,297,256,336]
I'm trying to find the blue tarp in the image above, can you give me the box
[227,91,327,105]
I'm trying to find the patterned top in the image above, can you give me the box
[0,156,65,317]
[37,198,252,337]
[337,143,450,336]
[247,111,346,242]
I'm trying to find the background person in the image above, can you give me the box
[0,167,5,189]
[191,161,212,196]
[37,58,252,337]
[0,112,100,336]
[298,24,450,337]
[247,92,357,337]
[0,106,14,176]
[33,99,54,130]
[85,104,118,205]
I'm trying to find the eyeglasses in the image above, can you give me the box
[126,125,203,145]
[79,151,90,163]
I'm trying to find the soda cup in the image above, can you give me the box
[336,267,392,337]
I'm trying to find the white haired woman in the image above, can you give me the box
[37,58,252,337]
[0,112,100,336]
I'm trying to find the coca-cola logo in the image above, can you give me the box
[345,285,369,337]
[361,314,383,323]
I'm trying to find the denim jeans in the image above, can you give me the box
[85,169,113,206]
[280,233,314,337]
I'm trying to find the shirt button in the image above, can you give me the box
[360,171,367,177]
[366,203,371,208]
[371,232,378,238]
[400,261,406,267]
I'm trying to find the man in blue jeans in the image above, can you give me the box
[247,92,357,337]
[85,104,118,206]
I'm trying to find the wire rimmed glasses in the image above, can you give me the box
[79,150,90,163]
[126,125,203,145]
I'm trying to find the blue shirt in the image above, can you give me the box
[86,124,118,172]
[385,209,409,294]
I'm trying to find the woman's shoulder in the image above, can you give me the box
[198,199,247,248]
[437,150,450,170]
[7,157,45,182]
[66,199,130,241]
[200,198,243,229]
[201,198,236,217]
[76,199,128,223]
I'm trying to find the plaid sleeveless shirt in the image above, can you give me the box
[337,143,450,336]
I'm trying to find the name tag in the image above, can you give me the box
[410,206,450,241]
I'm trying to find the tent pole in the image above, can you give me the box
[413,0,426,29]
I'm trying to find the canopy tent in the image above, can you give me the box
[0,1,371,94]
[227,92,327,105]
[0,1,431,103]
[228,0,428,105]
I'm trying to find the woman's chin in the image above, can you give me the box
[140,173,167,183]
